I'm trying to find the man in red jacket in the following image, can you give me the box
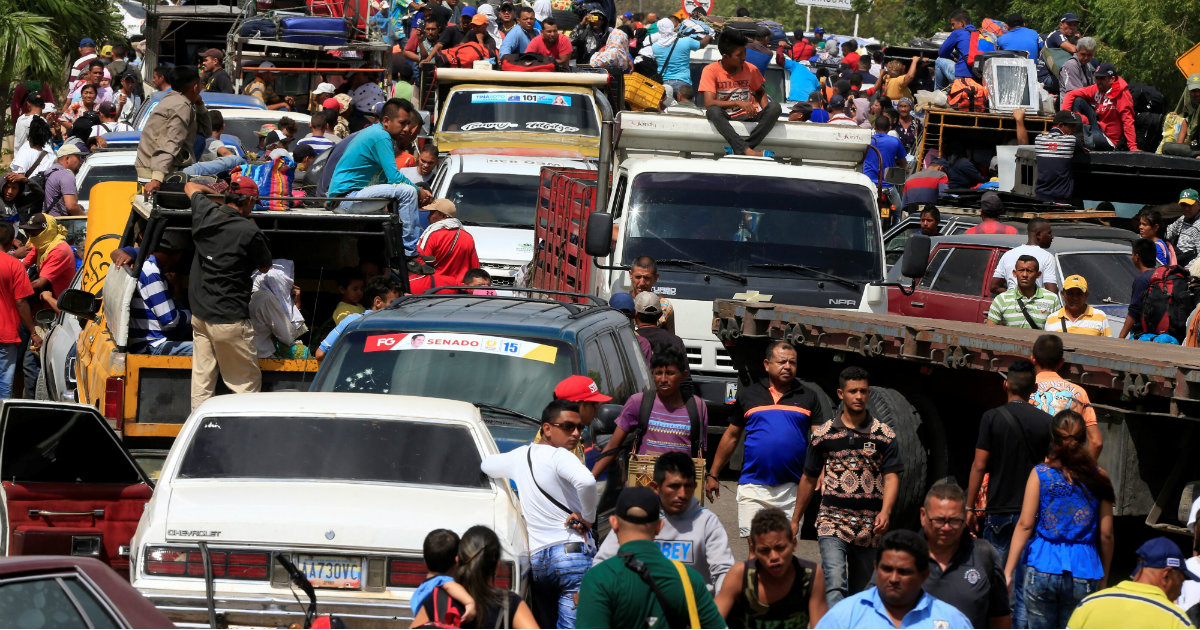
[1061,63,1139,151]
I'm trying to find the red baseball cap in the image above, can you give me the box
[322,97,342,111]
[554,375,612,403]
[231,176,259,196]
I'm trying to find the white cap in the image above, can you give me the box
[43,103,56,114]
[314,82,336,95]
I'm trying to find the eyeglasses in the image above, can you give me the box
[929,517,965,528]
[551,421,583,434]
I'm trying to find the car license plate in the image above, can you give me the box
[295,555,363,589]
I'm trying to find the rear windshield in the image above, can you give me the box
[223,118,311,153]
[177,416,487,488]
[80,164,137,200]
[1057,252,1139,306]
[439,90,600,137]
[446,173,540,228]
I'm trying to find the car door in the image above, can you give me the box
[0,401,152,578]
[38,270,84,402]
[913,246,998,322]
[891,247,948,316]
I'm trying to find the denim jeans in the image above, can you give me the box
[335,183,419,255]
[150,340,195,356]
[0,342,21,399]
[935,57,957,90]
[705,102,783,155]
[818,535,876,606]
[984,513,1026,627]
[181,155,247,177]
[1069,97,1118,150]
[19,323,38,399]
[530,543,594,629]
[663,79,690,100]
[1022,568,1098,629]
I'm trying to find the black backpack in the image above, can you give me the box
[1139,265,1195,340]
[1128,82,1166,115]
[636,390,701,457]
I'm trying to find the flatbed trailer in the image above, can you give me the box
[713,298,1200,535]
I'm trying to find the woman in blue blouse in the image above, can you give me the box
[1004,409,1114,629]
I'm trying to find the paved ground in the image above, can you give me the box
[705,475,820,565]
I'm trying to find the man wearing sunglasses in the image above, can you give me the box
[918,482,1011,629]
[481,399,598,629]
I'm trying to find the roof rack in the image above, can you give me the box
[393,288,611,319]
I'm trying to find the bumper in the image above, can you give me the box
[141,589,413,628]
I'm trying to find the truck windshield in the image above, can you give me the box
[439,90,600,137]
[446,173,540,228]
[313,331,574,420]
[621,173,882,281]
[176,416,487,488]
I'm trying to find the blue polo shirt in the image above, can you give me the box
[863,132,907,189]
[815,587,973,629]
[996,26,1043,62]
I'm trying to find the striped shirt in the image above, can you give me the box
[1067,580,1192,629]
[1045,306,1111,337]
[987,287,1061,328]
[902,168,949,206]
[1034,127,1081,202]
[296,133,337,155]
[129,252,190,352]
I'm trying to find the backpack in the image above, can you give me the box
[436,41,491,68]
[948,77,988,112]
[500,53,556,72]
[636,390,701,457]
[1139,265,1195,341]
[415,587,463,629]
[1128,82,1166,115]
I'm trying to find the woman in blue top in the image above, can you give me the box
[651,18,710,98]
[1004,409,1114,629]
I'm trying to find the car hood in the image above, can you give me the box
[163,482,499,549]
[462,225,535,268]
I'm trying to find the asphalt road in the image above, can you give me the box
[704,475,820,565]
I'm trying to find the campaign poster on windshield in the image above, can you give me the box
[471,92,572,106]
[363,332,558,364]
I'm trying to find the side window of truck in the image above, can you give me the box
[596,330,632,400]
[927,248,993,296]
[583,338,608,394]
[917,249,951,289]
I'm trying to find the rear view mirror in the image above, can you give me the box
[56,289,102,319]
[34,310,55,326]
[901,235,932,280]
[884,167,907,187]
[592,403,622,436]
[584,212,614,258]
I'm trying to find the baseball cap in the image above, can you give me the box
[200,48,224,61]
[1053,110,1081,126]
[80,38,95,48]
[980,191,1003,214]
[615,487,662,524]
[828,93,846,109]
[322,97,342,111]
[554,375,612,403]
[931,157,950,168]
[97,101,117,116]
[263,130,284,148]
[423,198,457,217]
[622,10,632,18]
[1134,537,1200,581]
[56,144,83,159]
[1188,74,1200,91]
[19,213,49,232]
[313,82,336,95]
[43,103,56,114]
[231,176,259,196]
[1062,275,1088,292]
[1060,12,1079,22]
[255,123,278,136]
[814,27,825,34]
[256,61,279,74]
[460,5,476,17]
[1180,189,1199,206]
[609,292,635,316]
[634,291,661,316]
[471,13,488,26]
[504,2,518,10]
[1094,62,1116,78]
[1005,13,1024,27]
[100,45,113,57]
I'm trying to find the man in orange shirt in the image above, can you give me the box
[1030,333,1103,460]
[699,30,782,157]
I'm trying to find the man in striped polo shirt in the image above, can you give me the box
[1016,108,1083,205]
[114,231,194,355]
[986,255,1061,329]
[1068,537,1196,629]
[1046,274,1111,336]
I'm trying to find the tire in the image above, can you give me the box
[34,370,49,401]
[798,379,834,424]
[866,387,927,528]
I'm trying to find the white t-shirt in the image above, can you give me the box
[480,443,597,552]
[1179,556,1200,613]
[13,114,37,152]
[9,143,53,177]
[993,244,1060,290]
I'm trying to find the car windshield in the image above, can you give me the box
[446,173,540,228]
[439,90,599,137]
[176,415,487,487]
[1057,252,1139,306]
[223,118,311,153]
[621,172,882,281]
[79,164,136,201]
[314,331,574,420]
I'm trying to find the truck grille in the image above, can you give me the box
[685,345,733,370]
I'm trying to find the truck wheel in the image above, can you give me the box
[868,387,927,528]
[798,380,834,424]
[906,393,949,486]
[1178,480,1200,526]
[34,371,48,401]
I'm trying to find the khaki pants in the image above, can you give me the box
[191,316,261,409]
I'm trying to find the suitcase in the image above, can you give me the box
[278,15,347,45]
[239,17,278,39]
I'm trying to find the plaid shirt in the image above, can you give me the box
[128,252,190,352]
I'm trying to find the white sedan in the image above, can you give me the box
[130,392,528,627]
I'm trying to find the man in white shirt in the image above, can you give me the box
[13,94,46,152]
[990,218,1060,295]
[399,144,439,184]
[481,399,597,629]
[827,94,858,126]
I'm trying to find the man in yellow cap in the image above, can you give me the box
[1173,73,1200,146]
[1046,275,1111,336]
[1166,189,1200,266]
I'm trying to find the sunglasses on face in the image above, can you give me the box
[551,421,583,434]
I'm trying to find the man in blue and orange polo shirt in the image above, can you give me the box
[705,340,829,540]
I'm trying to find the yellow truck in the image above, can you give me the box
[59,183,410,442]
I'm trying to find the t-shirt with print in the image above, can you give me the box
[616,392,708,457]
[0,252,33,344]
[803,417,902,547]
[698,61,764,119]
[1031,370,1097,427]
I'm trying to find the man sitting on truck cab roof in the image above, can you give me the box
[699,29,782,157]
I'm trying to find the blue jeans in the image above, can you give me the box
[984,513,1026,627]
[19,323,38,399]
[0,342,21,399]
[663,79,690,100]
[150,340,194,356]
[335,184,419,255]
[182,155,247,176]
[1022,568,1098,629]
[530,543,594,629]
[818,535,876,606]
[935,57,957,90]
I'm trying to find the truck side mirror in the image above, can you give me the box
[884,167,907,187]
[584,212,614,258]
[56,289,102,319]
[901,235,931,280]
[592,403,622,436]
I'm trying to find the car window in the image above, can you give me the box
[583,339,607,393]
[0,577,87,628]
[929,248,993,296]
[178,416,487,488]
[917,249,951,289]
[885,223,918,266]
[445,173,540,228]
[949,222,973,235]
[61,578,118,629]
[596,331,629,400]
[0,403,144,484]
[79,165,137,201]
[615,327,651,390]
[1057,252,1139,305]
[223,119,311,154]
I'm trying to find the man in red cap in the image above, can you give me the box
[534,375,612,461]
[183,177,273,409]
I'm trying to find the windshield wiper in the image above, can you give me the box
[749,263,861,290]
[472,402,540,425]
[657,259,747,284]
